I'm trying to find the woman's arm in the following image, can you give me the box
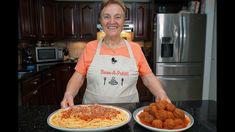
[141,73,171,103]
[61,71,85,108]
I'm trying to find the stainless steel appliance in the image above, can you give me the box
[154,13,207,101]
[35,47,63,63]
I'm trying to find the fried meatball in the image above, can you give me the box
[152,119,163,129]
[163,119,175,129]
[139,111,155,124]
[148,106,158,117]
[166,103,176,112]
[173,108,185,119]
[143,107,151,113]
[149,102,157,107]
[143,106,157,117]
[155,109,168,121]
[166,111,175,119]
[174,118,185,129]
[155,100,167,110]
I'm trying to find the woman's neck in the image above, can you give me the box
[103,37,124,49]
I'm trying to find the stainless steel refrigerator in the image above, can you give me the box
[153,13,207,101]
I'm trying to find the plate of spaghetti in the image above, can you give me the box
[133,100,194,132]
[47,104,131,132]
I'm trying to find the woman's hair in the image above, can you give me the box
[99,0,126,19]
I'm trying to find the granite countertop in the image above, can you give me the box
[18,100,216,132]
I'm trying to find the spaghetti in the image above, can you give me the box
[49,104,129,128]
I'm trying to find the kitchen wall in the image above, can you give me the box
[59,40,151,60]
[54,40,87,60]
[202,0,217,101]
[67,41,87,59]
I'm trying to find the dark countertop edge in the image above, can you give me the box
[18,61,77,81]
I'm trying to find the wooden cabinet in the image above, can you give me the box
[21,74,41,105]
[55,64,75,103]
[57,2,78,39]
[38,0,57,40]
[55,63,86,104]
[123,2,150,40]
[41,69,57,104]
[124,3,134,24]
[133,3,150,40]
[18,1,150,41]
[78,3,98,40]
[18,0,38,39]
[57,2,98,41]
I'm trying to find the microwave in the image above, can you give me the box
[35,47,64,63]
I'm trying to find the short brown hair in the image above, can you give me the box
[99,0,126,19]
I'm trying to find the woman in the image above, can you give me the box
[61,0,170,108]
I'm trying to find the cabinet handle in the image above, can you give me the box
[47,73,52,76]
[61,68,68,71]
[33,81,38,85]
[33,90,38,95]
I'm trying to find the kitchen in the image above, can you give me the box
[18,0,216,131]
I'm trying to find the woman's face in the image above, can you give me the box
[100,3,125,38]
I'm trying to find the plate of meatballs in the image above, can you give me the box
[133,100,194,132]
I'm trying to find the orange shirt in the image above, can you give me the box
[75,40,152,77]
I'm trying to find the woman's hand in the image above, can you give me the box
[60,71,85,108]
[155,93,171,103]
[142,73,171,103]
[60,93,74,108]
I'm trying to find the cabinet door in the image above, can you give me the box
[41,69,57,104]
[38,0,57,40]
[58,2,78,39]
[78,3,98,40]
[136,77,153,102]
[18,0,38,39]
[21,74,41,105]
[134,3,150,40]
[124,3,134,24]
[55,64,75,103]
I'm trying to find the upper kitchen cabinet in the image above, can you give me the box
[133,3,150,41]
[124,3,134,24]
[78,3,98,40]
[18,0,38,40]
[57,2,78,39]
[38,0,57,40]
[57,2,98,41]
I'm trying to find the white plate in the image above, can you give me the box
[133,106,194,132]
[47,104,132,132]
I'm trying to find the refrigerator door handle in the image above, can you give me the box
[159,64,188,67]
[157,76,200,81]
[179,14,183,61]
[179,15,186,61]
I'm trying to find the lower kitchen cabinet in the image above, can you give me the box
[41,69,57,104]
[55,63,75,103]
[55,63,86,104]
[21,73,41,105]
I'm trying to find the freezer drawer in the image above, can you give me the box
[155,63,203,75]
[156,75,203,101]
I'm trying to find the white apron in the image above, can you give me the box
[82,38,139,104]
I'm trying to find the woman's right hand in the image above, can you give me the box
[60,93,74,108]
